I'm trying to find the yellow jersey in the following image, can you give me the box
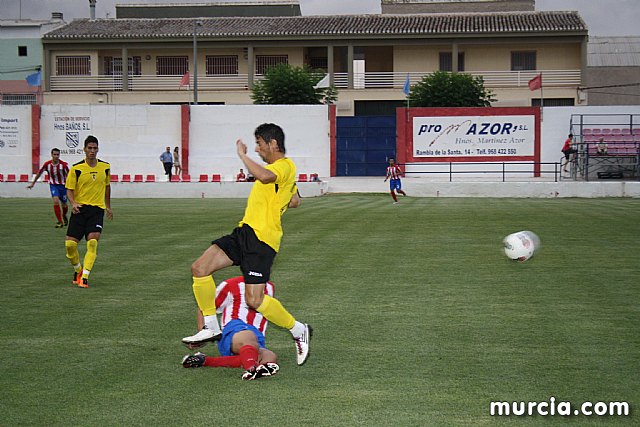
[66,159,111,209]
[240,157,297,252]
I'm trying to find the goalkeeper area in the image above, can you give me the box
[1,195,638,425]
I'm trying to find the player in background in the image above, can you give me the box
[64,136,113,288]
[182,123,312,366]
[182,276,279,381]
[384,157,407,204]
[27,148,70,228]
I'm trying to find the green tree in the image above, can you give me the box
[251,63,337,105]
[407,71,495,107]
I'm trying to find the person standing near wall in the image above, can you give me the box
[64,136,113,288]
[173,146,182,177]
[160,146,173,181]
[27,148,70,228]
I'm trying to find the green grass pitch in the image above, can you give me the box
[0,195,638,425]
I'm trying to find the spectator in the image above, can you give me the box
[173,147,182,176]
[236,168,247,182]
[596,137,608,155]
[160,146,173,181]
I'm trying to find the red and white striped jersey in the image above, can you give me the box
[215,277,275,334]
[39,160,69,185]
[386,165,403,180]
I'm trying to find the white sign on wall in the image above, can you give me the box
[412,115,535,158]
[51,113,92,156]
[0,116,21,154]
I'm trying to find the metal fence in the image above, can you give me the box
[405,161,564,182]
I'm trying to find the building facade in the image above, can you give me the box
[584,37,640,106]
[0,13,66,104]
[37,9,587,115]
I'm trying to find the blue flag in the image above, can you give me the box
[26,70,42,87]
[402,73,411,96]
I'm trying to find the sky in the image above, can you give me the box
[2,0,639,36]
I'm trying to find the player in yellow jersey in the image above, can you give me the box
[64,135,113,288]
[182,123,312,365]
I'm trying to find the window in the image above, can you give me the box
[511,51,536,71]
[156,56,188,75]
[103,56,142,76]
[206,55,238,75]
[255,55,288,75]
[56,56,91,75]
[309,57,328,71]
[439,52,465,72]
[532,98,574,107]
[1,94,37,105]
[18,46,28,57]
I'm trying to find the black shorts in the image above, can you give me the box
[66,205,105,241]
[562,148,576,159]
[213,224,277,284]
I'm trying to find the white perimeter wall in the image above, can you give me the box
[189,105,330,179]
[2,103,639,180]
[40,104,182,176]
[0,104,330,180]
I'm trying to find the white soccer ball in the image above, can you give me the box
[503,231,540,261]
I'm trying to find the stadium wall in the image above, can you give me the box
[2,104,640,198]
[0,104,332,181]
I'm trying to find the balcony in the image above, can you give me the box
[49,70,581,92]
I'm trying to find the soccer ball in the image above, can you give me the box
[503,231,540,261]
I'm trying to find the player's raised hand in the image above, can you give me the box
[236,139,248,157]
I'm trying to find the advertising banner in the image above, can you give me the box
[413,115,535,159]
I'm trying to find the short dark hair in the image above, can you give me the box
[255,123,285,153]
[84,135,99,147]
[51,148,60,155]
[568,133,573,138]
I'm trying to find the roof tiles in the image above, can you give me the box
[43,11,586,40]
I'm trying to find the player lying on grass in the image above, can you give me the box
[182,276,279,381]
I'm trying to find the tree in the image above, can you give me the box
[251,63,337,105]
[407,71,495,107]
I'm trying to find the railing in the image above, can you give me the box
[405,161,564,182]
[49,70,580,92]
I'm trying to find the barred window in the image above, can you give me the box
[103,56,142,76]
[206,55,238,75]
[439,52,465,72]
[156,56,188,75]
[56,56,91,76]
[1,94,37,105]
[511,51,536,71]
[255,55,288,75]
[309,56,328,71]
